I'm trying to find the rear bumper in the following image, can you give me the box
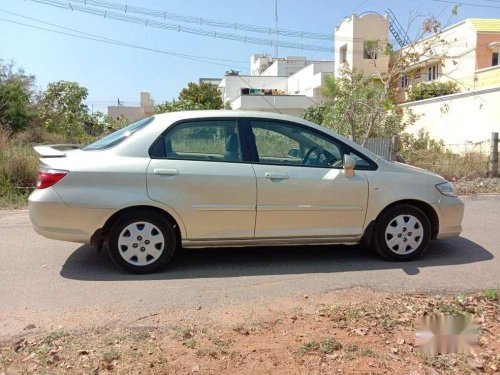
[432,196,464,239]
[28,187,114,244]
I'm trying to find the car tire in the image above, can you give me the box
[372,204,431,261]
[108,210,176,273]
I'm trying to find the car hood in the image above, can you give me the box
[380,160,447,183]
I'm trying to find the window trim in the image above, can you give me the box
[241,118,378,171]
[148,117,251,164]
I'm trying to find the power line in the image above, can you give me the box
[63,0,333,41]
[430,0,500,9]
[0,10,249,70]
[27,0,334,52]
[353,0,370,13]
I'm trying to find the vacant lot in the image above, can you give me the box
[1,289,499,374]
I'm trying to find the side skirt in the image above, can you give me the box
[182,236,362,249]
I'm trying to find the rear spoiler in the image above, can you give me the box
[33,144,83,158]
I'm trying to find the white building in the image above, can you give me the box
[218,55,334,117]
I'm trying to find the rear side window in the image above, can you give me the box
[150,120,242,162]
[83,117,154,151]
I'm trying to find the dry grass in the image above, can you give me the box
[0,126,76,207]
[0,127,39,207]
[404,150,489,181]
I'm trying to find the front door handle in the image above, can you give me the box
[154,168,179,176]
[265,172,289,180]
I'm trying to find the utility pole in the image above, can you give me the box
[274,0,279,58]
[489,132,499,177]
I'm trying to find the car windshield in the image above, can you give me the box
[83,117,154,151]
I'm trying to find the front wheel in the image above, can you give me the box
[108,210,176,273]
[372,204,431,261]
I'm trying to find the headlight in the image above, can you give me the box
[435,182,457,197]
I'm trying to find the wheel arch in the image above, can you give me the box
[97,205,184,246]
[363,199,439,244]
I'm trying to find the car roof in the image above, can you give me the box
[153,110,309,123]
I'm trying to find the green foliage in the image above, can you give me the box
[87,111,129,136]
[0,60,36,132]
[400,128,445,154]
[305,68,416,142]
[156,82,229,113]
[483,288,499,302]
[38,80,91,139]
[408,81,460,102]
[303,104,329,125]
[179,82,225,109]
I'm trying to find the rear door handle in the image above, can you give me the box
[154,168,179,176]
[265,172,289,180]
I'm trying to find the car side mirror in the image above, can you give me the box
[287,148,301,158]
[343,154,356,177]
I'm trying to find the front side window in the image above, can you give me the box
[250,121,344,168]
[493,52,499,66]
[84,116,154,151]
[150,120,242,162]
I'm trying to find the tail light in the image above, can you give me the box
[36,169,68,189]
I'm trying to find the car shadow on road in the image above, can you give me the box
[60,236,493,281]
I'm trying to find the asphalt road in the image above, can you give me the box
[0,195,499,334]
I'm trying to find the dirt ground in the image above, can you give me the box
[0,288,498,375]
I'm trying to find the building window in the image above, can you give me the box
[340,45,347,64]
[400,75,409,88]
[427,65,439,81]
[493,52,499,66]
[363,40,378,60]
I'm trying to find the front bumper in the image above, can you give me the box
[28,187,114,244]
[432,196,464,239]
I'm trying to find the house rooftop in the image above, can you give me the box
[468,19,500,33]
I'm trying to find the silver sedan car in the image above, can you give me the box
[29,111,464,273]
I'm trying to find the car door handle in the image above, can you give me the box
[265,172,289,180]
[153,168,179,176]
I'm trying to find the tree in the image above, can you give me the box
[0,60,36,132]
[38,81,91,139]
[306,68,416,144]
[303,104,329,125]
[156,82,229,113]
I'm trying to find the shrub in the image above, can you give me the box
[401,130,488,180]
[0,143,39,188]
[408,81,460,101]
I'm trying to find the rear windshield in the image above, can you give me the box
[83,117,154,151]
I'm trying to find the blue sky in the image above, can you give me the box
[0,0,498,111]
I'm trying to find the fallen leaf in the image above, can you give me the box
[467,358,484,369]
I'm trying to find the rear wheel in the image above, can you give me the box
[372,204,431,261]
[108,210,176,273]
